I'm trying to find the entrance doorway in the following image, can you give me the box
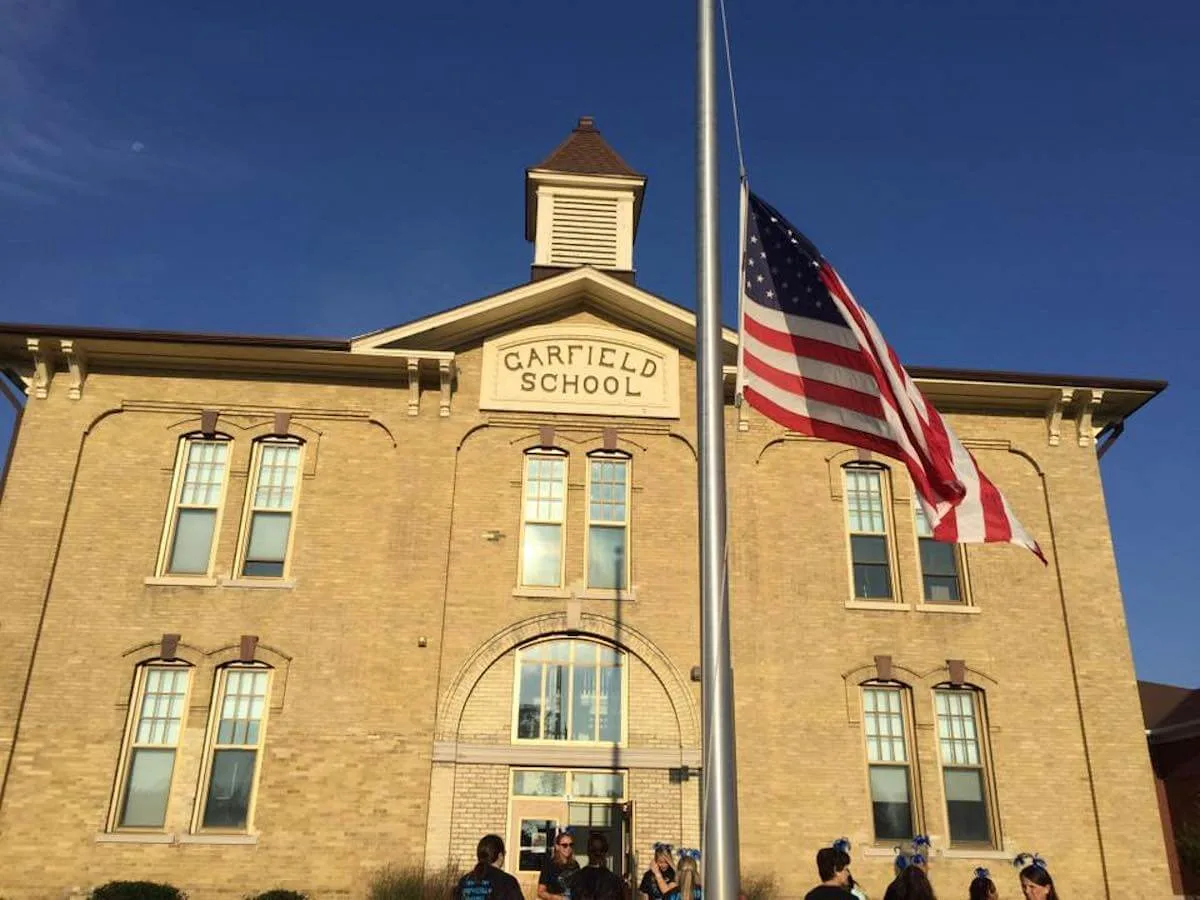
[507,769,632,899]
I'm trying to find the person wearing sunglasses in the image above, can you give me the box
[538,829,581,900]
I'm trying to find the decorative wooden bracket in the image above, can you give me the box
[1045,388,1073,446]
[61,339,87,400]
[407,359,420,417]
[1075,389,1104,447]
[439,360,452,417]
[25,338,52,399]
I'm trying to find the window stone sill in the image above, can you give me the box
[513,587,571,600]
[95,832,175,844]
[144,575,219,587]
[578,588,637,602]
[177,832,258,845]
[939,848,1010,860]
[221,578,296,590]
[845,600,911,612]
[916,603,980,615]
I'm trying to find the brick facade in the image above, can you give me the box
[0,293,1171,899]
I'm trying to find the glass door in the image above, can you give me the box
[510,798,563,900]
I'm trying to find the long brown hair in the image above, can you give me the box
[677,855,699,900]
[473,833,506,877]
[1019,864,1059,900]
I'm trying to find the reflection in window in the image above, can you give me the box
[116,666,190,829]
[587,455,629,590]
[164,438,229,575]
[915,506,963,603]
[200,667,270,830]
[516,641,623,743]
[521,452,567,587]
[240,440,302,578]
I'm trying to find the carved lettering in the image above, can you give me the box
[641,359,657,378]
[505,351,523,371]
[620,351,638,374]
[545,345,564,365]
[528,346,544,367]
[598,347,616,369]
[583,375,599,393]
[567,344,583,365]
[521,373,536,391]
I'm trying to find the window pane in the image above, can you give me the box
[522,523,562,587]
[120,748,176,828]
[853,565,892,599]
[571,772,624,798]
[180,441,228,506]
[598,663,622,742]
[851,534,889,564]
[846,469,886,533]
[588,526,627,589]
[869,765,913,841]
[924,574,961,603]
[945,768,990,843]
[863,688,907,763]
[244,511,292,575]
[168,508,216,574]
[513,770,566,796]
[202,748,257,829]
[254,444,300,509]
[543,664,567,740]
[517,663,542,739]
[518,818,558,872]
[572,664,597,740]
[920,539,961,602]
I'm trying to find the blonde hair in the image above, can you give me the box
[678,856,699,900]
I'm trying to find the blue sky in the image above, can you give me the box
[1,0,1196,685]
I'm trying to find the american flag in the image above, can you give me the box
[738,189,1043,560]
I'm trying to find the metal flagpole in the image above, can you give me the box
[696,1,741,899]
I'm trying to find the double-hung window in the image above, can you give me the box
[520,451,567,588]
[845,465,893,600]
[198,666,271,831]
[861,685,916,841]
[586,454,630,590]
[237,439,303,578]
[162,437,230,575]
[915,506,965,603]
[935,688,994,844]
[115,665,190,829]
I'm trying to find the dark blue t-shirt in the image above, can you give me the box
[455,867,524,900]
[639,867,678,900]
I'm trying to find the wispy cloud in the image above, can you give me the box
[0,0,175,202]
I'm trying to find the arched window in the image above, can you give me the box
[843,463,897,601]
[514,640,624,744]
[158,434,233,576]
[860,682,919,842]
[112,662,192,830]
[519,449,568,588]
[235,436,304,579]
[196,663,272,832]
[585,451,630,590]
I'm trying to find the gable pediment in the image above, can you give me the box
[350,266,739,359]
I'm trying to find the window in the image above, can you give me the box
[197,666,270,831]
[161,437,230,575]
[515,640,624,743]
[861,685,916,842]
[114,665,190,829]
[915,506,964,603]
[520,451,567,588]
[237,439,303,578]
[586,454,629,590]
[845,466,893,599]
[935,688,994,845]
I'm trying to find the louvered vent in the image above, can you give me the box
[549,195,620,268]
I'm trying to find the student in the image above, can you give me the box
[804,846,851,900]
[883,867,936,900]
[1014,855,1059,900]
[539,829,581,900]
[455,834,524,900]
[640,843,679,900]
[677,850,702,900]
[573,832,625,900]
[968,867,998,900]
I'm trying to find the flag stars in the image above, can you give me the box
[765,290,775,299]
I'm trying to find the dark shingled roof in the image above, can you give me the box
[1139,680,1200,732]
[534,116,643,178]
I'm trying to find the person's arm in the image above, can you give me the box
[652,870,678,894]
[539,869,563,900]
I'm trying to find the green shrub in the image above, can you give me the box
[90,882,186,900]
[368,864,461,900]
[248,892,308,900]
[739,873,778,900]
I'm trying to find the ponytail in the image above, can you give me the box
[474,834,506,877]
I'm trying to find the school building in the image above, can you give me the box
[0,117,1174,898]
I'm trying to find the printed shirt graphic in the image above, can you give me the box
[455,868,524,900]
[540,859,581,897]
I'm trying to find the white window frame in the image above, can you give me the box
[109,663,192,832]
[913,505,971,605]
[519,449,568,589]
[843,464,899,602]
[860,683,921,844]
[933,686,999,848]
[234,437,304,579]
[193,664,272,834]
[511,639,628,746]
[157,435,232,577]
[584,452,631,591]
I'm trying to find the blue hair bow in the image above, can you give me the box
[1013,852,1047,871]
[832,837,851,854]
[678,848,701,861]
[973,868,991,881]
[654,842,674,855]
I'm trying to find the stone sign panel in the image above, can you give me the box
[480,324,680,418]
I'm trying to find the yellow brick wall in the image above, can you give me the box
[0,304,1171,899]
